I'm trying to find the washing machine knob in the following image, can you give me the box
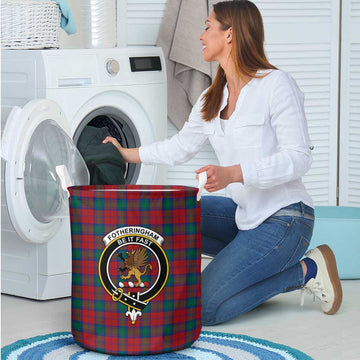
[106,59,120,76]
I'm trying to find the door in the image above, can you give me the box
[2,99,89,244]
[339,0,360,206]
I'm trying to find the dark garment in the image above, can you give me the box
[77,126,126,185]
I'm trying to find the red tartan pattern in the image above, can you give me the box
[69,185,201,355]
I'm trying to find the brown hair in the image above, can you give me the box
[201,0,277,121]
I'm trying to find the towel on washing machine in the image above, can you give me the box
[77,126,126,185]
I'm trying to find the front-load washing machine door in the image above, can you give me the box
[2,99,89,244]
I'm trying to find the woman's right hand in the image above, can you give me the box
[102,136,141,163]
[103,136,122,153]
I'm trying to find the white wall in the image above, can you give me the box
[59,0,167,49]
[59,0,84,48]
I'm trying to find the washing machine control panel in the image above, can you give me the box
[106,59,120,76]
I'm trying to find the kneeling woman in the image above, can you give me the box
[103,0,342,325]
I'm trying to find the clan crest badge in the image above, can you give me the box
[99,226,169,325]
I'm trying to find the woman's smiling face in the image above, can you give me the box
[199,11,231,62]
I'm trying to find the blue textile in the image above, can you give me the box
[201,197,314,325]
[35,0,77,35]
[53,0,77,35]
[303,257,318,283]
[1,331,314,359]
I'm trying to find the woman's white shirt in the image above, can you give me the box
[139,70,314,230]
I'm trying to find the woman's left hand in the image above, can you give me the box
[195,164,243,192]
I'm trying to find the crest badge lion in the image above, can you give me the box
[99,226,169,325]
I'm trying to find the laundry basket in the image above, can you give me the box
[1,0,61,49]
[68,185,202,355]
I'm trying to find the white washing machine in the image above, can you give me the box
[1,47,167,300]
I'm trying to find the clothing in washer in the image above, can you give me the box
[139,69,314,230]
[77,126,126,185]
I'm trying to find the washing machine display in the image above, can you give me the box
[129,56,162,72]
[1,47,167,300]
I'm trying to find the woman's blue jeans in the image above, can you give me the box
[201,196,314,326]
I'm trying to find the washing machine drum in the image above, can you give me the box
[2,99,90,243]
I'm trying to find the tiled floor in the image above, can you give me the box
[1,275,359,359]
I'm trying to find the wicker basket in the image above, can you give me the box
[1,0,61,49]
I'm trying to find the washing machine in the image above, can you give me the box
[1,47,168,300]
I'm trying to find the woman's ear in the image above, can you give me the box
[225,27,232,43]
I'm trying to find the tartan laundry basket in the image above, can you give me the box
[68,185,202,355]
